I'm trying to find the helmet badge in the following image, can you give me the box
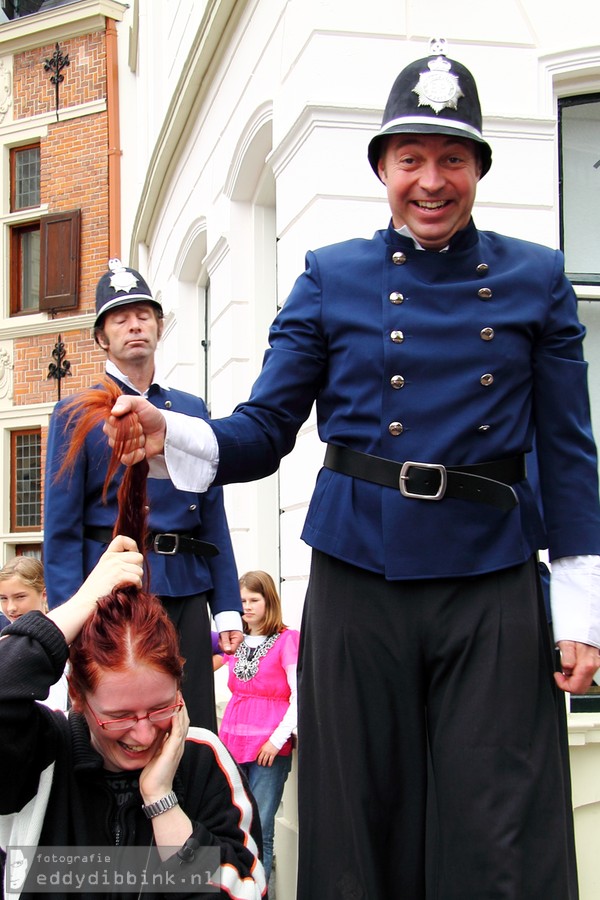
[412,38,464,114]
[107,258,139,294]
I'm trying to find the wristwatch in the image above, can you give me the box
[142,790,179,819]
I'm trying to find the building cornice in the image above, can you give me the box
[0,98,105,141]
[0,0,127,54]
[0,312,94,341]
[129,0,249,265]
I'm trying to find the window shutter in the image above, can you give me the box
[39,209,81,311]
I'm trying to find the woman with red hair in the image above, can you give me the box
[0,381,266,900]
[0,537,266,898]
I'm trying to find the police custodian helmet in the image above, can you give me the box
[94,258,163,330]
[368,38,492,180]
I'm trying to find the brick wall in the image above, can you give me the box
[6,22,113,553]
[41,112,110,320]
[13,31,106,120]
[14,329,105,406]
[11,28,110,408]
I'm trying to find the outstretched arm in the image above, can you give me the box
[47,535,144,643]
[0,536,144,814]
[105,396,220,493]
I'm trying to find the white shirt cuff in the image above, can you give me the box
[162,410,219,492]
[549,555,600,649]
[214,611,244,634]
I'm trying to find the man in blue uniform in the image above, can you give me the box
[104,43,600,899]
[44,260,243,729]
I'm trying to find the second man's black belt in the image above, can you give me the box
[84,526,219,557]
[323,445,525,511]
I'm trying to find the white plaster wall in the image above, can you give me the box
[116,3,600,896]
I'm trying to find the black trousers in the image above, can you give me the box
[160,592,217,731]
[297,552,578,900]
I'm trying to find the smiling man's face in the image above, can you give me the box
[378,132,482,249]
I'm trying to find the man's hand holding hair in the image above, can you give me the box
[104,395,167,464]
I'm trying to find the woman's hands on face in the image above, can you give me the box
[139,697,189,804]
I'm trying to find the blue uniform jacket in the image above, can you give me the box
[210,220,600,580]
[44,378,241,612]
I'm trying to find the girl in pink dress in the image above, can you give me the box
[218,571,299,882]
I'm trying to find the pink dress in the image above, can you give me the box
[219,628,299,764]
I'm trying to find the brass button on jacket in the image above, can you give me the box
[388,421,404,435]
[480,373,494,386]
[392,251,407,265]
[390,375,405,389]
[480,327,494,341]
[390,330,405,343]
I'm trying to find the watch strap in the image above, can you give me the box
[142,790,179,819]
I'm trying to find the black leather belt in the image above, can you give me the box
[84,526,219,557]
[323,445,524,511]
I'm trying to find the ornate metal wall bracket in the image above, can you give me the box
[47,335,71,400]
[44,42,70,121]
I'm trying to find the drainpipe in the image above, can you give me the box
[106,17,121,259]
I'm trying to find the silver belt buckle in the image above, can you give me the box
[399,461,447,500]
[153,533,180,555]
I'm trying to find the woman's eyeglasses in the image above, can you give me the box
[85,700,183,732]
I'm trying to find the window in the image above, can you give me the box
[9,144,41,315]
[1,1,46,21]
[14,545,42,559]
[11,145,40,211]
[559,96,600,711]
[10,222,40,314]
[7,141,81,315]
[558,94,600,285]
[569,303,600,712]
[11,429,42,532]
[202,278,211,409]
